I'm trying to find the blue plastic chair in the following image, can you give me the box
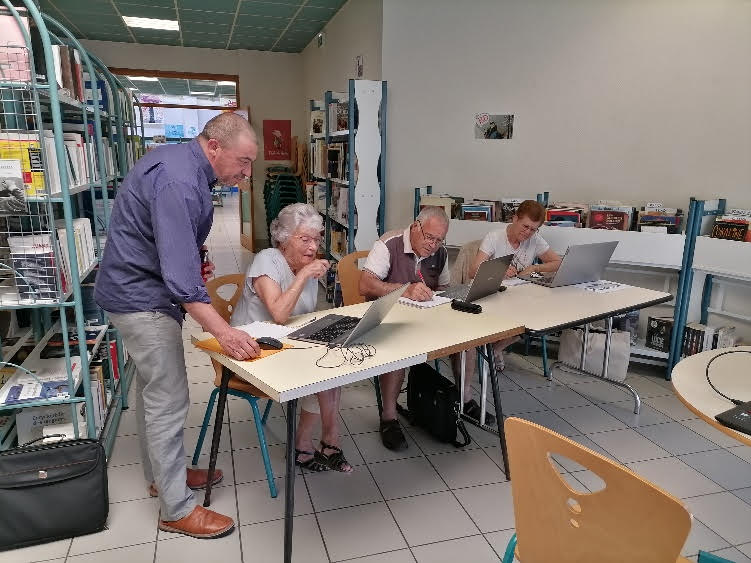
[191,274,278,498]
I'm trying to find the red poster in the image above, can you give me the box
[263,119,291,160]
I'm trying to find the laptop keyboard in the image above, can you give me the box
[439,284,469,300]
[307,316,360,343]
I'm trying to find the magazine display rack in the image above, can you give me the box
[308,80,386,263]
[0,1,137,457]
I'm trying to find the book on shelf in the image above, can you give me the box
[645,316,673,353]
[329,101,349,132]
[588,205,635,231]
[419,195,464,219]
[7,233,69,302]
[0,355,83,406]
[57,45,75,99]
[679,323,737,359]
[84,76,109,112]
[0,132,45,198]
[310,138,327,179]
[637,207,683,234]
[310,110,325,136]
[472,199,502,221]
[327,142,348,180]
[460,203,492,222]
[0,158,29,215]
[501,198,524,222]
[711,209,751,242]
[0,411,15,448]
[15,401,86,446]
[0,9,31,83]
[545,220,581,228]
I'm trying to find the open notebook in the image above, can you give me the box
[398,294,452,309]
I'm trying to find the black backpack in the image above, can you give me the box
[403,362,471,448]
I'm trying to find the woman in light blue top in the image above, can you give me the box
[231,203,352,473]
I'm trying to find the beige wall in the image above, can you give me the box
[301,0,382,109]
[81,39,304,242]
[382,0,751,231]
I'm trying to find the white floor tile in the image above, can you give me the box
[339,385,379,409]
[586,428,671,463]
[568,469,606,493]
[156,532,241,563]
[636,422,721,456]
[406,424,480,455]
[496,389,547,415]
[69,498,159,556]
[484,529,517,560]
[411,534,498,562]
[240,515,328,563]
[305,466,382,512]
[183,423,231,456]
[229,416,288,449]
[369,456,447,500]
[236,477,312,525]
[514,409,580,437]
[232,444,297,483]
[623,375,674,398]
[739,543,751,559]
[185,400,228,429]
[644,395,699,422]
[0,538,71,563]
[554,404,627,434]
[340,405,381,435]
[733,487,751,506]
[598,401,672,428]
[316,502,406,561]
[108,434,142,467]
[353,430,419,464]
[683,492,751,545]
[729,445,751,464]
[626,457,724,499]
[708,547,751,563]
[680,518,730,557]
[388,491,478,546]
[107,463,150,503]
[454,481,515,533]
[115,411,138,437]
[572,380,635,404]
[67,542,156,562]
[526,384,594,410]
[343,549,415,562]
[681,418,746,448]
[428,448,505,489]
[678,449,751,491]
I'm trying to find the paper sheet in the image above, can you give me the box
[502,277,529,287]
[233,321,295,339]
[399,294,453,308]
[575,280,629,293]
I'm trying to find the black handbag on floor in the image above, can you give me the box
[404,363,471,448]
[0,438,109,550]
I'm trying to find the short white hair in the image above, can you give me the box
[270,203,323,248]
[415,206,449,226]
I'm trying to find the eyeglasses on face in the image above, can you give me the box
[294,235,322,247]
[416,220,445,246]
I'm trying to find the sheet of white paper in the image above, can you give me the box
[575,280,629,293]
[502,277,529,287]
[399,294,453,309]
[234,321,295,340]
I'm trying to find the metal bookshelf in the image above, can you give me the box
[0,1,138,457]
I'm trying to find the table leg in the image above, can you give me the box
[203,365,230,507]
[284,398,298,563]
[485,343,511,480]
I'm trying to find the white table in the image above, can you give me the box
[672,346,751,447]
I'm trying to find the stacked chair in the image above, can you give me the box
[264,166,305,240]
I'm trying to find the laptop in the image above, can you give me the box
[517,241,618,288]
[438,254,514,302]
[287,284,408,347]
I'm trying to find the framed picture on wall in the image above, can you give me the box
[263,119,291,160]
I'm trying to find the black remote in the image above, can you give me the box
[451,299,482,314]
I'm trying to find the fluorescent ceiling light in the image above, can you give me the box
[217,81,235,86]
[122,16,179,31]
[190,91,214,95]
[128,87,138,90]
[127,76,159,81]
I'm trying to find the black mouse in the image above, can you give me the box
[256,336,283,350]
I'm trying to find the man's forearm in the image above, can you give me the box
[360,273,405,299]
[183,301,230,337]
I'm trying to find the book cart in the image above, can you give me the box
[0,0,139,458]
[414,188,733,379]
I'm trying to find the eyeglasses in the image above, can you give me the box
[294,235,322,247]
[518,223,539,234]
[416,220,445,246]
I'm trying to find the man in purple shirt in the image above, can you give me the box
[96,113,260,539]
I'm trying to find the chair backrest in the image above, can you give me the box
[449,239,482,286]
[505,417,692,563]
[205,274,245,323]
[337,250,369,306]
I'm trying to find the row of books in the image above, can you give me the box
[330,225,348,256]
[310,138,327,179]
[327,142,349,181]
[544,203,684,233]
[645,316,737,356]
[0,409,15,451]
[420,195,526,222]
[710,208,751,242]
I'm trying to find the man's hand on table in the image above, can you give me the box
[215,327,261,360]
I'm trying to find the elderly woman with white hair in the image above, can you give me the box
[230,203,352,473]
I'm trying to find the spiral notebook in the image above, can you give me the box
[398,294,452,309]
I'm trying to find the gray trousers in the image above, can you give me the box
[108,311,195,521]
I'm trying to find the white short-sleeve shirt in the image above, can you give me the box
[363,228,451,287]
[479,224,550,271]
[230,248,317,326]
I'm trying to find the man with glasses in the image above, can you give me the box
[359,206,450,450]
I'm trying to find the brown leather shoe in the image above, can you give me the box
[148,468,224,497]
[158,505,235,539]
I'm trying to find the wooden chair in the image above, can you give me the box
[502,417,693,563]
[191,274,277,498]
[336,250,369,306]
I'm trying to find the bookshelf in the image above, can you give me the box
[0,2,137,457]
[309,80,387,264]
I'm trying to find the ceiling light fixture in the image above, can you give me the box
[217,81,235,86]
[128,87,139,90]
[190,91,214,95]
[122,16,179,31]
[127,76,159,81]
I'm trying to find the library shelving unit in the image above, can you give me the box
[412,189,726,377]
[312,80,387,264]
[0,1,136,457]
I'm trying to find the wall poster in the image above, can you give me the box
[263,119,292,160]
[475,113,514,139]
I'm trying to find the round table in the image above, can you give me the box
[672,345,751,447]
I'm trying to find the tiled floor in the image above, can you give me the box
[5,194,751,563]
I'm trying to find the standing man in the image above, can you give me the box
[96,113,261,539]
[359,206,450,450]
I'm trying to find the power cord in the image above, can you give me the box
[315,343,376,368]
[705,349,750,406]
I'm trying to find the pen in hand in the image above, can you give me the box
[417,270,433,298]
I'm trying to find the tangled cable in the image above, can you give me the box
[315,343,376,368]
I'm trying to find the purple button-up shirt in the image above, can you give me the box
[95,139,215,325]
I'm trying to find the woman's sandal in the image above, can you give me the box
[318,441,353,473]
[294,449,328,472]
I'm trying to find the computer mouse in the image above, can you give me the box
[256,336,283,350]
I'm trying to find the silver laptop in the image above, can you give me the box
[518,241,618,288]
[438,254,513,302]
[288,284,408,347]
